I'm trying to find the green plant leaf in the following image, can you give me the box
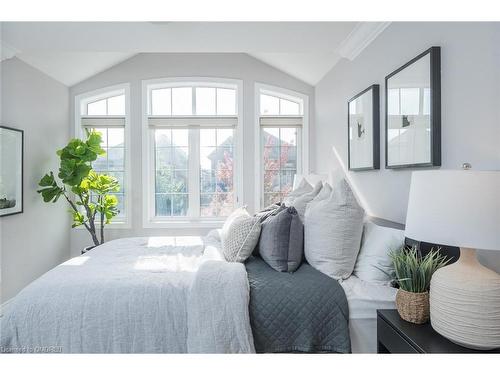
[72,211,85,228]
[38,172,56,187]
[388,246,451,293]
[37,172,64,203]
[38,130,121,245]
[86,131,106,156]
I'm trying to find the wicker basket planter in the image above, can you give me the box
[395,289,430,324]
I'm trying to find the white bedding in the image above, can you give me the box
[340,275,397,353]
[340,276,397,319]
[0,231,254,353]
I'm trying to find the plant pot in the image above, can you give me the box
[81,245,96,255]
[395,289,430,324]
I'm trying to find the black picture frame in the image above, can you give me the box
[385,46,441,169]
[348,84,380,171]
[0,125,24,217]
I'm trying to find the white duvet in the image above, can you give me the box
[0,231,255,353]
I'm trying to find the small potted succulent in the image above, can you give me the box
[388,246,450,324]
[37,130,120,252]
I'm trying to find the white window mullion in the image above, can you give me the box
[188,127,200,217]
[149,129,157,220]
[192,87,196,115]
[215,88,218,115]
[296,128,303,175]
[170,88,173,116]
[259,127,265,208]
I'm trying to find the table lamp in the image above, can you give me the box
[405,168,500,350]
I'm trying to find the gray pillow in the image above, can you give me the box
[304,179,365,280]
[254,203,286,223]
[258,206,304,272]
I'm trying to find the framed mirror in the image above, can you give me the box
[0,125,24,217]
[385,46,441,168]
[348,84,380,171]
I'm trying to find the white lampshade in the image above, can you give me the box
[405,170,500,251]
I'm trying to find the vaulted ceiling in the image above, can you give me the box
[0,22,389,86]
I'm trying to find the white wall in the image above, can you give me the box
[0,57,70,302]
[315,22,500,222]
[69,53,314,256]
[314,22,500,272]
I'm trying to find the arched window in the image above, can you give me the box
[256,84,309,208]
[143,78,243,225]
[75,84,130,225]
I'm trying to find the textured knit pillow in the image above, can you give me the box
[221,207,249,243]
[304,179,365,280]
[258,206,304,272]
[290,181,323,222]
[283,178,313,206]
[222,215,262,263]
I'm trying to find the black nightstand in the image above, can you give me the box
[377,309,500,353]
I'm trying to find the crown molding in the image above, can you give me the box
[338,22,391,61]
[0,41,19,62]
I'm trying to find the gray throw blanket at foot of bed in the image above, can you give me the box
[245,256,351,353]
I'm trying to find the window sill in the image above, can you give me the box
[72,221,131,230]
[143,219,225,229]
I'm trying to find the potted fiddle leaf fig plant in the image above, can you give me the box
[388,246,450,324]
[37,130,120,251]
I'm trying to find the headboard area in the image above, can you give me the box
[294,173,460,264]
[366,217,459,264]
[405,238,460,264]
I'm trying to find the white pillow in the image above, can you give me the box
[283,178,313,206]
[304,179,365,280]
[290,181,323,222]
[306,182,332,211]
[354,222,405,285]
[222,215,261,263]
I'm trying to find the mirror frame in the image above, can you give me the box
[385,46,441,169]
[0,125,24,217]
[347,84,380,171]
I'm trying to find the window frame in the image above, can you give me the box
[74,83,132,229]
[254,83,309,209]
[142,77,244,228]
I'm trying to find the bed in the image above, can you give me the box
[0,232,255,353]
[0,230,353,354]
[1,174,400,354]
[341,275,397,353]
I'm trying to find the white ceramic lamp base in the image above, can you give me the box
[430,248,500,350]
